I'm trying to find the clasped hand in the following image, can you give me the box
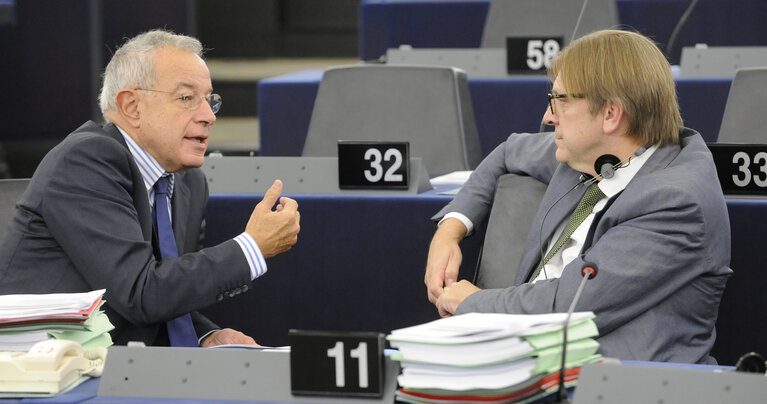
[424,218,480,317]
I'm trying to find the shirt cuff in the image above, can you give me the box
[198,329,219,346]
[234,232,268,280]
[439,212,474,236]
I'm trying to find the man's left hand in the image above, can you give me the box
[200,328,258,347]
[435,280,481,317]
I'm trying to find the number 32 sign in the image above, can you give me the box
[338,141,409,189]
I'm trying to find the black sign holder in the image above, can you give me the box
[708,143,767,196]
[506,36,564,74]
[289,330,385,398]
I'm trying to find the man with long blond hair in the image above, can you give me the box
[425,29,731,363]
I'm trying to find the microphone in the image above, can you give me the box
[556,261,598,403]
[665,0,700,62]
[569,0,590,44]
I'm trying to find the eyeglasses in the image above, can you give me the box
[547,93,585,114]
[136,88,222,114]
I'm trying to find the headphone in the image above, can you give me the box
[593,146,648,179]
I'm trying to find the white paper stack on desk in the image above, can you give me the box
[387,312,602,404]
[0,289,113,351]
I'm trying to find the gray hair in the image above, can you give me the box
[98,29,203,121]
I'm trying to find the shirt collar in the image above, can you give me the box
[116,125,173,198]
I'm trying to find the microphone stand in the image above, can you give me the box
[556,262,597,403]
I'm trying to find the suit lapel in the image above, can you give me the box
[515,168,587,284]
[101,123,154,242]
[172,172,190,254]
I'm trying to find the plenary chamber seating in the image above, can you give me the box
[717,67,767,143]
[474,173,547,289]
[0,178,30,240]
[480,0,619,48]
[710,66,767,364]
[301,64,483,176]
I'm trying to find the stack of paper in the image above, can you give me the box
[387,312,602,404]
[429,170,473,195]
[0,290,114,351]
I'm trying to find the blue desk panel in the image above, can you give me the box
[199,191,767,367]
[359,0,767,65]
[258,70,731,158]
[200,191,484,347]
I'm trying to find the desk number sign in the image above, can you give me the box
[708,143,767,195]
[338,141,409,189]
[506,36,563,73]
[289,330,385,398]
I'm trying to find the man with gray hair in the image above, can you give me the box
[0,30,301,347]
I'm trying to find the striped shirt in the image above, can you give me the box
[117,126,266,280]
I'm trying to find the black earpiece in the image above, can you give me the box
[594,154,620,179]
[593,146,649,180]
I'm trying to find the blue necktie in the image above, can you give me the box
[154,175,198,347]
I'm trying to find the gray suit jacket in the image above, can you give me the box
[0,121,252,346]
[433,128,732,363]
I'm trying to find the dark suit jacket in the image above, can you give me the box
[0,121,252,345]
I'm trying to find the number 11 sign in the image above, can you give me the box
[289,330,385,397]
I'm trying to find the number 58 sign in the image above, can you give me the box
[506,36,563,73]
[289,330,385,398]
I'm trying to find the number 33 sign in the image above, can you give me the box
[338,141,409,189]
[289,330,385,397]
[709,143,767,195]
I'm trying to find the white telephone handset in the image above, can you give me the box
[0,339,107,395]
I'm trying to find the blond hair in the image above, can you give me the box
[548,29,682,145]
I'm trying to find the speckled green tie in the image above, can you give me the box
[528,183,605,282]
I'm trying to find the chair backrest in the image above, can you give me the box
[474,173,547,289]
[301,65,483,176]
[0,178,30,241]
[717,67,767,143]
[481,0,619,48]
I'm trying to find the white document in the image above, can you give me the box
[0,290,105,318]
[391,336,533,366]
[397,357,538,390]
[429,170,473,186]
[388,312,595,345]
